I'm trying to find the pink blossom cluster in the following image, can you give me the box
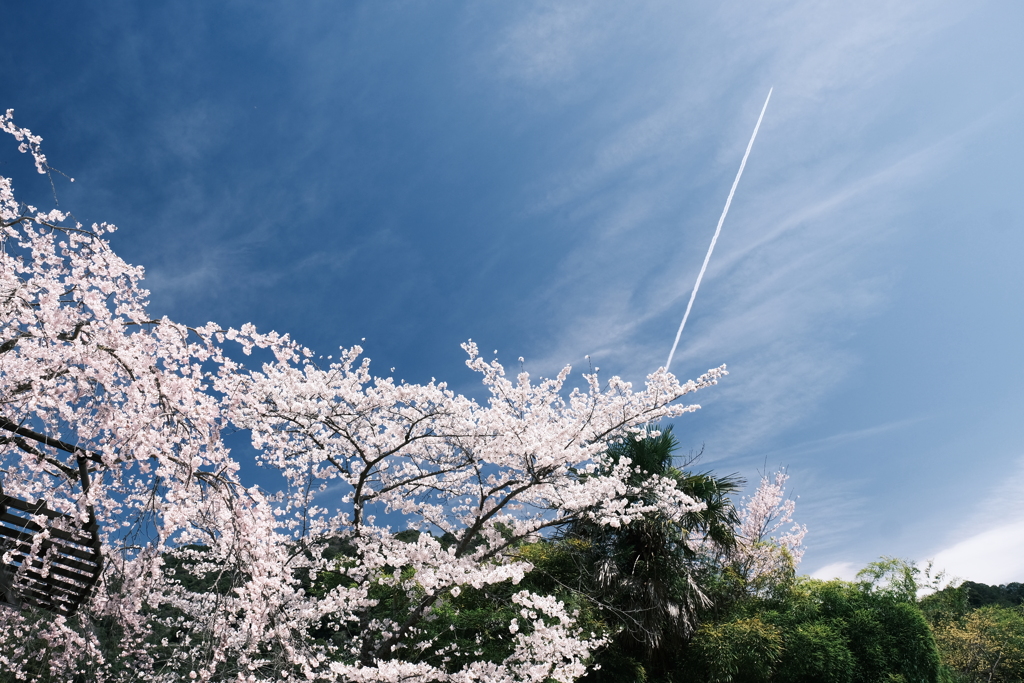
[731,471,808,588]
[0,113,726,682]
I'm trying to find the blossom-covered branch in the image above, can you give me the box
[730,471,807,590]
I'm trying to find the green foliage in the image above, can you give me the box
[685,577,941,683]
[921,585,970,617]
[931,605,1024,682]
[774,622,854,683]
[845,597,940,683]
[857,557,922,603]
[688,616,784,683]
[799,579,939,682]
[569,430,943,683]
[919,577,1024,681]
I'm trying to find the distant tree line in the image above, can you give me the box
[960,582,1024,610]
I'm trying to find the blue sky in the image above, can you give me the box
[3,0,1024,583]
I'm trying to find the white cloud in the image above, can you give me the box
[810,561,860,582]
[923,455,1024,585]
[491,4,601,88]
[928,520,1024,586]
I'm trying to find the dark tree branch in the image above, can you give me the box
[0,416,103,464]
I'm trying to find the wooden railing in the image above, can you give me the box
[0,490,102,615]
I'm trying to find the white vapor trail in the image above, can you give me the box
[665,88,773,372]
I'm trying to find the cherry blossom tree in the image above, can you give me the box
[729,471,807,594]
[0,112,728,683]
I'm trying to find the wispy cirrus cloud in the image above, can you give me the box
[468,0,1002,575]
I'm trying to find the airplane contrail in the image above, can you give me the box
[665,88,773,372]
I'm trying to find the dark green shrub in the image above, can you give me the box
[689,616,783,683]
[775,621,854,683]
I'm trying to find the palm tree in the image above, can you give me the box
[565,426,742,680]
